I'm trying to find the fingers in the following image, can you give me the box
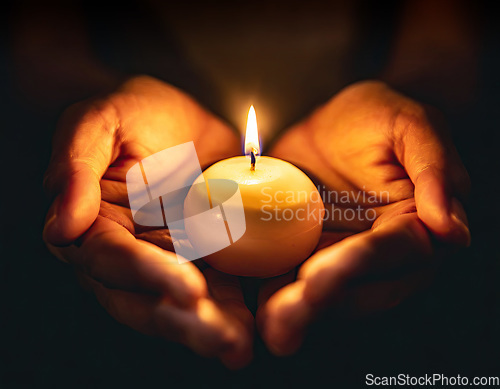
[79,268,254,369]
[256,270,301,355]
[299,213,432,308]
[52,216,207,307]
[257,280,313,355]
[79,272,165,335]
[164,297,249,365]
[203,268,254,369]
[258,212,434,355]
[257,269,297,307]
[258,268,434,355]
[315,231,356,251]
[393,106,471,246]
[85,278,248,364]
[69,220,253,368]
[43,101,118,246]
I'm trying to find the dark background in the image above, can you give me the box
[1,2,499,388]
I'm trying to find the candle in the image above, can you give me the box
[184,106,324,277]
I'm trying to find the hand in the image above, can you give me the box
[43,75,253,369]
[257,80,471,355]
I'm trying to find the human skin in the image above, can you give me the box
[9,0,476,371]
[43,75,255,369]
[256,80,470,355]
[43,76,470,365]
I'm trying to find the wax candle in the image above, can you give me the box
[184,106,324,277]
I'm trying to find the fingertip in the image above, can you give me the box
[258,282,310,356]
[450,197,471,247]
[418,195,471,247]
[156,267,206,309]
[175,263,209,307]
[438,218,471,247]
[220,341,254,370]
[43,170,102,246]
[441,220,471,247]
[43,196,75,246]
[265,328,304,357]
[43,210,61,245]
[185,279,208,307]
[414,167,471,247]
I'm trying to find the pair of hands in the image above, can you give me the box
[43,76,470,369]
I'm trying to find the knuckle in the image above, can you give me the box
[395,107,428,135]
[189,324,238,357]
[343,79,389,95]
[206,329,237,356]
[58,97,119,139]
[121,74,156,89]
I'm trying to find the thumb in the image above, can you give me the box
[43,102,116,246]
[394,107,471,246]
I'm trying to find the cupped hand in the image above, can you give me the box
[43,75,253,369]
[257,80,471,355]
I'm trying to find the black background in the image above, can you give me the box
[1,2,499,388]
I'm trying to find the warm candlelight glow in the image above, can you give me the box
[245,105,260,157]
[184,103,324,277]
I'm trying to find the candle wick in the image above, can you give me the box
[250,149,256,171]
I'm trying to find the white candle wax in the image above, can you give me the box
[184,156,324,277]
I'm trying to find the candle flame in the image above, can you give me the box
[245,105,260,156]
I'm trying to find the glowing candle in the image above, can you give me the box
[185,106,324,277]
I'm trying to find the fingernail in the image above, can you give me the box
[43,195,64,245]
[43,208,59,244]
[451,197,469,227]
[43,213,56,236]
[450,198,471,247]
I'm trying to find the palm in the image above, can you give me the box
[77,76,243,283]
[270,82,420,243]
[96,102,240,251]
[45,76,254,368]
[45,78,469,362]
[254,81,471,355]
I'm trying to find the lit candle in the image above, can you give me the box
[184,106,324,277]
